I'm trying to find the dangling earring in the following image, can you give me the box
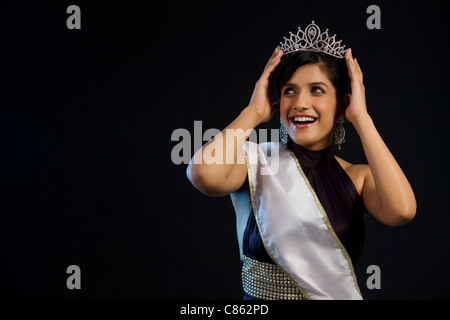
[280,116,289,147]
[334,114,346,150]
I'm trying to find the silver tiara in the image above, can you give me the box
[278,21,346,59]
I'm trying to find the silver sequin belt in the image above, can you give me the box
[242,255,306,300]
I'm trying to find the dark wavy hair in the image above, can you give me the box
[270,51,350,103]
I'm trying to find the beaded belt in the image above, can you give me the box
[242,255,306,300]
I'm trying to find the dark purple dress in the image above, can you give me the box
[242,141,365,299]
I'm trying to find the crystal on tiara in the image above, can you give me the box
[278,21,347,59]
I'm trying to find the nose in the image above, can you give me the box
[294,104,311,111]
[294,92,311,111]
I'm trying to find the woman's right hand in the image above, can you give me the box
[248,47,284,124]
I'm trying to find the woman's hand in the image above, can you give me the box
[344,48,369,124]
[248,47,284,124]
[344,48,417,225]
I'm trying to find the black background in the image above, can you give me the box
[0,0,449,300]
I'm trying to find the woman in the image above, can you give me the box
[186,21,416,300]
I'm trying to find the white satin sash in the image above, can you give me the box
[231,141,362,300]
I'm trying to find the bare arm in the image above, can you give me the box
[345,49,417,226]
[186,48,283,197]
[186,106,259,197]
[353,116,416,226]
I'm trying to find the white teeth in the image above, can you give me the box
[293,116,316,122]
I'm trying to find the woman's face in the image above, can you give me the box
[279,63,339,150]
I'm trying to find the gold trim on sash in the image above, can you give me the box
[243,149,311,300]
[286,148,362,297]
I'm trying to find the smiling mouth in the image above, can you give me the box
[290,116,318,127]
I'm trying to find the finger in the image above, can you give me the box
[267,47,278,62]
[345,49,357,79]
[346,49,363,85]
[354,58,363,82]
[350,58,362,84]
[346,48,362,81]
[264,57,281,74]
[264,49,283,72]
[269,48,283,64]
[345,48,352,60]
[345,49,354,70]
[268,47,282,63]
[273,47,280,57]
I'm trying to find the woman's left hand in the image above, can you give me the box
[344,48,368,124]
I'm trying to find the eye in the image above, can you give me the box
[311,86,325,94]
[283,87,296,95]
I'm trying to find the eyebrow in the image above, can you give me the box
[284,81,328,88]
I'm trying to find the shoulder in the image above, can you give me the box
[334,156,368,173]
[334,156,370,196]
